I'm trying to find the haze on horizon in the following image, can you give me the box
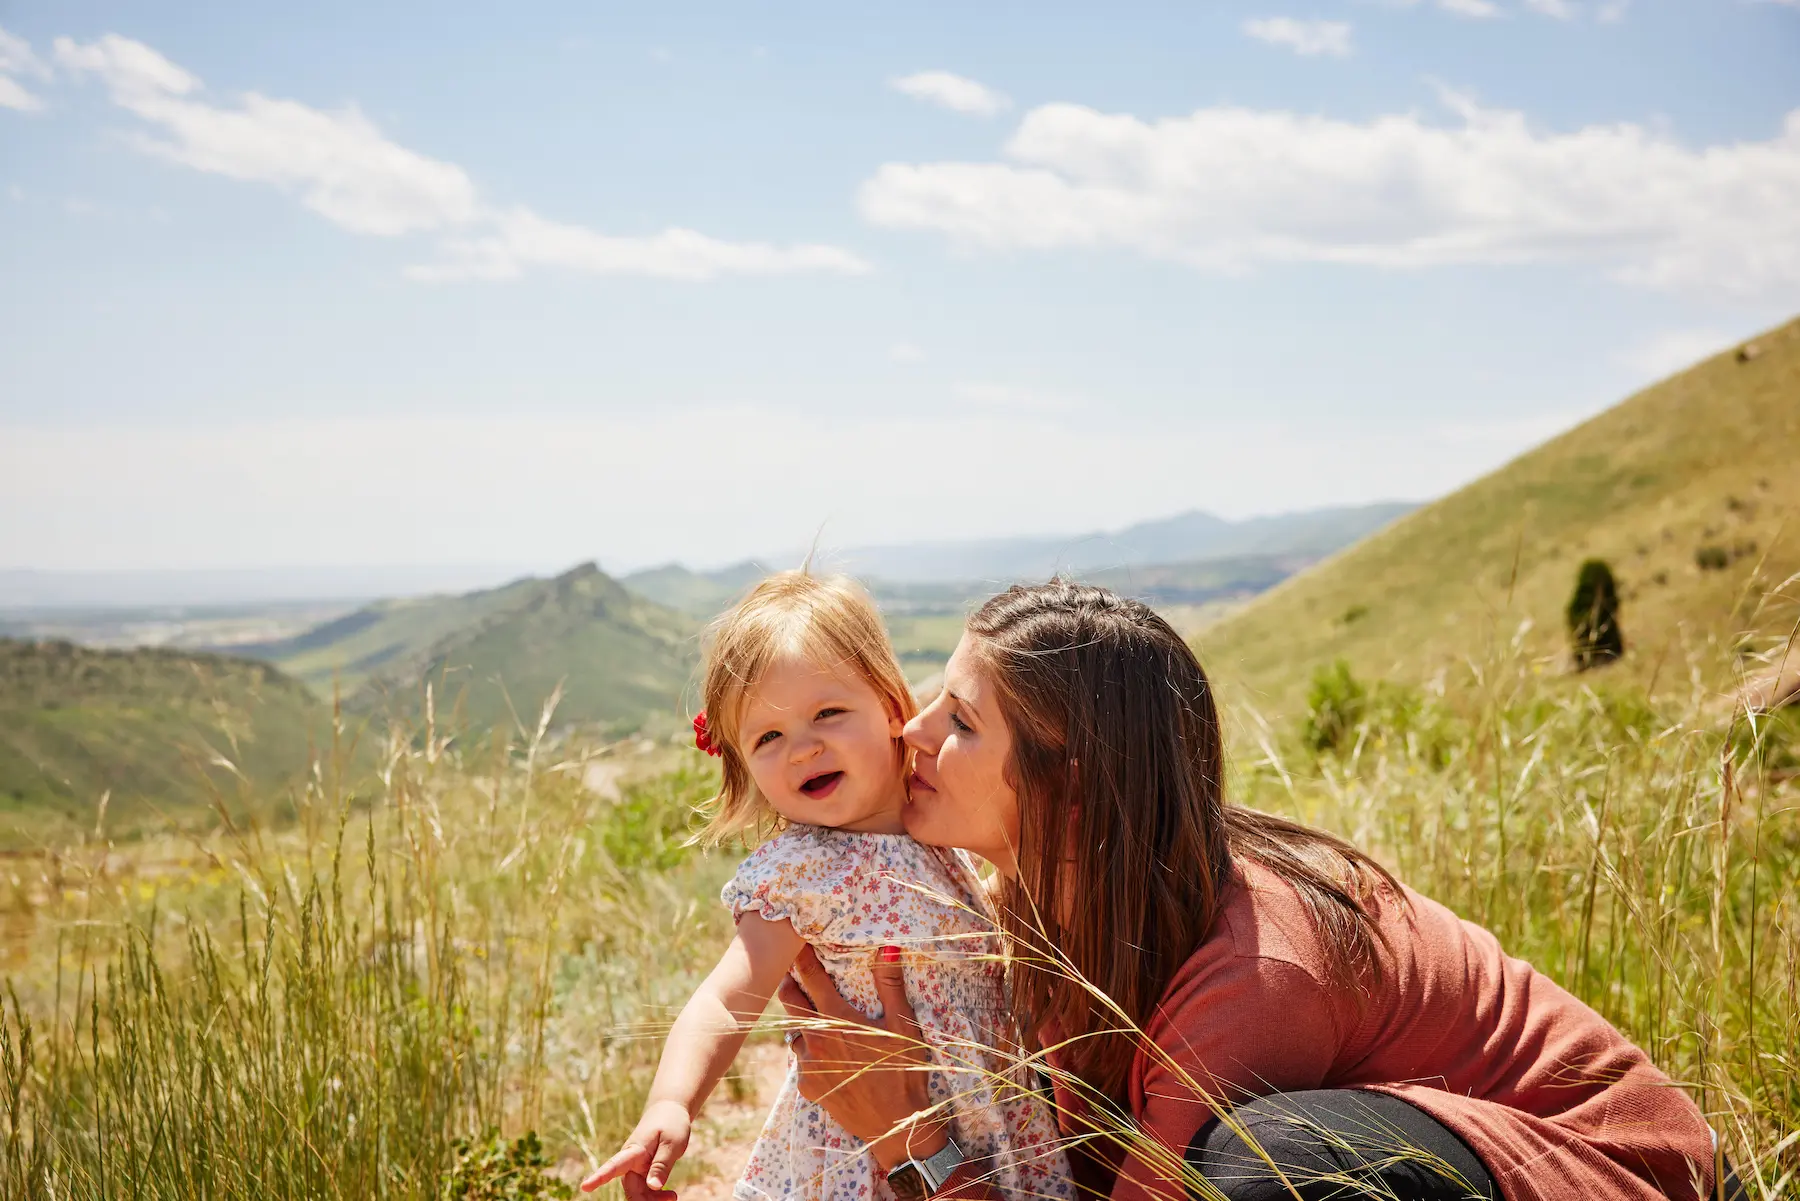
[3,1,1796,575]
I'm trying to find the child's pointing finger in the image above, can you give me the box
[584,1144,645,1191]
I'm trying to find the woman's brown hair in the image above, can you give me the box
[967,580,1396,1103]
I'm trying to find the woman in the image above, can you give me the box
[774,581,1731,1201]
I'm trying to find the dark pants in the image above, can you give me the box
[1183,1089,1748,1201]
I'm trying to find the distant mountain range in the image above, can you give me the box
[622,502,1415,618]
[0,500,1416,841]
[812,502,1418,584]
[3,503,1414,613]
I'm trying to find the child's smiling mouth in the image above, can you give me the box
[798,770,844,798]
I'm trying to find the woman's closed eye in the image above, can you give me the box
[950,711,973,734]
[815,706,846,721]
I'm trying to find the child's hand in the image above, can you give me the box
[582,1100,692,1195]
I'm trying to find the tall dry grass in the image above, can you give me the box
[1,623,1796,1199]
[1,692,734,1199]
[1231,622,1800,1195]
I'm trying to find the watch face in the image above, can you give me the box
[921,1139,964,1185]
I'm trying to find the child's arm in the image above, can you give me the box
[582,912,805,1194]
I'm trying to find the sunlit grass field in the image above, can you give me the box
[3,616,1797,1197]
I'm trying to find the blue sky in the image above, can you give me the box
[3,0,1797,574]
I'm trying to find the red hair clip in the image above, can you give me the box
[693,711,721,757]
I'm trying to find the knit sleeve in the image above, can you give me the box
[1106,950,1344,1201]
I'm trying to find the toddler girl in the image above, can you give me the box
[584,571,1071,1201]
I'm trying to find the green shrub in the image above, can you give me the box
[1300,660,1455,765]
[600,763,714,871]
[442,1131,572,1201]
[1696,544,1730,571]
[1566,559,1624,669]
[1303,659,1368,753]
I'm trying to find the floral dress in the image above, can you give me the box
[723,825,1074,1201]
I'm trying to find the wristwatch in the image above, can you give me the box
[886,1135,964,1200]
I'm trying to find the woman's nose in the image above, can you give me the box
[902,710,937,754]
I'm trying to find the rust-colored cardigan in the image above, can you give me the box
[946,861,1717,1201]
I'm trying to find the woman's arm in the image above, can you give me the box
[781,944,1343,1201]
[1098,954,1341,1201]
[584,913,804,1194]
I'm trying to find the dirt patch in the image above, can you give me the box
[561,1040,789,1198]
[673,1041,789,1201]
[583,761,627,801]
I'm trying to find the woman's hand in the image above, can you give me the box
[582,1099,690,1197]
[777,944,952,1172]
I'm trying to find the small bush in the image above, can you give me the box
[1696,545,1730,571]
[442,1131,572,1201]
[1303,659,1367,753]
[601,764,712,871]
[1301,660,1454,764]
[1566,559,1624,670]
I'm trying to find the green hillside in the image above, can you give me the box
[0,639,328,843]
[239,573,549,694]
[355,563,696,734]
[1200,315,1800,719]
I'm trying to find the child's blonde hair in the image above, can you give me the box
[697,570,917,845]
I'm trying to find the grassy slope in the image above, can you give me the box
[1200,315,1800,719]
[242,575,548,694]
[0,639,328,842]
[357,563,696,733]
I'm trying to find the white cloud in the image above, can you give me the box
[1615,328,1734,382]
[0,25,50,112]
[0,408,1583,570]
[1522,0,1576,17]
[1242,17,1355,57]
[53,33,868,279]
[891,71,1011,117]
[1381,0,1502,19]
[407,208,869,282]
[56,34,477,235]
[1436,0,1502,18]
[888,341,926,363]
[858,89,1800,300]
[0,76,41,112]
